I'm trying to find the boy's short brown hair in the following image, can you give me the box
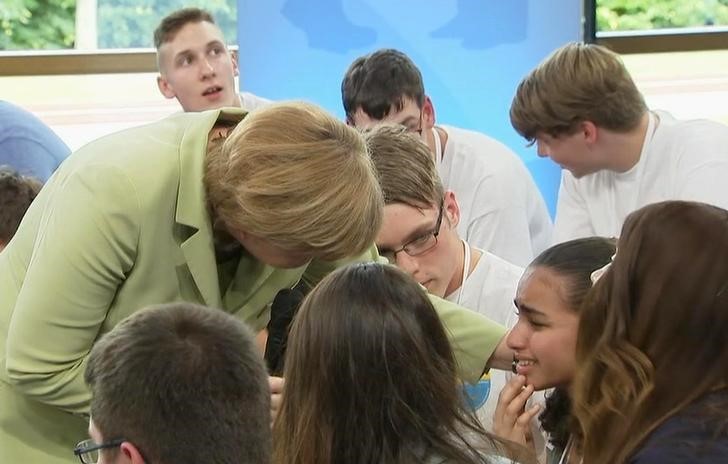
[510,42,647,142]
[363,124,443,208]
[86,302,271,464]
[153,7,215,49]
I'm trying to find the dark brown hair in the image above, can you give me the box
[86,302,271,464]
[273,263,514,464]
[153,7,215,49]
[574,201,728,463]
[0,166,42,245]
[342,48,426,123]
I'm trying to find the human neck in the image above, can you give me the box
[425,126,448,163]
[444,241,481,297]
[601,111,651,173]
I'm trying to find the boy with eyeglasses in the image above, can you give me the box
[74,302,271,464]
[342,48,552,266]
[366,125,524,430]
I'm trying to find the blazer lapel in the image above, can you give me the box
[173,110,242,308]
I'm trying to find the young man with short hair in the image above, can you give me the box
[77,302,271,464]
[511,42,728,243]
[343,48,552,267]
[366,125,523,429]
[154,8,269,112]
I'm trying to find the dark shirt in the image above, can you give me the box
[630,391,728,464]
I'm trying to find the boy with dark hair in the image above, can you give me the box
[77,302,271,464]
[343,48,552,267]
[511,42,728,243]
[0,166,42,251]
[154,7,269,112]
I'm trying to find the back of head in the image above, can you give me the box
[364,124,443,208]
[0,166,42,247]
[342,48,425,122]
[574,201,728,463]
[204,101,383,261]
[510,42,647,142]
[274,263,495,464]
[86,303,271,464]
[153,7,215,49]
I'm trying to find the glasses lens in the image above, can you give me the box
[82,449,100,464]
[405,234,437,256]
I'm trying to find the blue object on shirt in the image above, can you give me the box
[0,101,70,182]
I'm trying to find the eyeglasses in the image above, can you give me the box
[73,438,125,464]
[381,199,444,263]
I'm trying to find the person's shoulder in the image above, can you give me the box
[442,125,519,159]
[239,92,272,112]
[654,110,728,148]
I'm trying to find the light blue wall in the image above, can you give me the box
[237,0,583,216]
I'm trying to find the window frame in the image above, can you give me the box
[585,0,728,53]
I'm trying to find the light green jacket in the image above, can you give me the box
[0,108,505,463]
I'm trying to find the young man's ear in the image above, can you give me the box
[119,441,146,464]
[443,190,461,228]
[581,120,599,145]
[421,95,436,129]
[156,75,176,100]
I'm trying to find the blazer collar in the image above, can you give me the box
[174,108,247,306]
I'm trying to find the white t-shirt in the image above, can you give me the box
[438,125,553,267]
[446,248,523,431]
[238,92,271,112]
[553,111,728,243]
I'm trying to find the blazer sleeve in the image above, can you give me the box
[5,164,140,415]
[301,245,506,384]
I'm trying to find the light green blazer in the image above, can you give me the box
[0,108,505,463]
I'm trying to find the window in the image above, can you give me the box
[587,0,728,53]
[0,0,237,75]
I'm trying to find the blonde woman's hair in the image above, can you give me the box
[510,42,647,142]
[363,124,443,208]
[204,101,383,261]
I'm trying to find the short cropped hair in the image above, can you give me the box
[86,303,271,464]
[153,7,215,49]
[0,166,42,245]
[364,125,443,209]
[510,42,647,142]
[342,48,425,123]
[204,101,383,261]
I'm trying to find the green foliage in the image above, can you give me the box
[0,0,75,50]
[0,0,237,50]
[97,0,237,48]
[598,0,728,31]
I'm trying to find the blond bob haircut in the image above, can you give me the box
[205,101,383,261]
[364,124,443,209]
[510,42,647,142]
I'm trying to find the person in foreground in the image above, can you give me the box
[573,200,728,464]
[493,237,615,463]
[0,101,509,463]
[76,302,270,464]
[273,263,526,464]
